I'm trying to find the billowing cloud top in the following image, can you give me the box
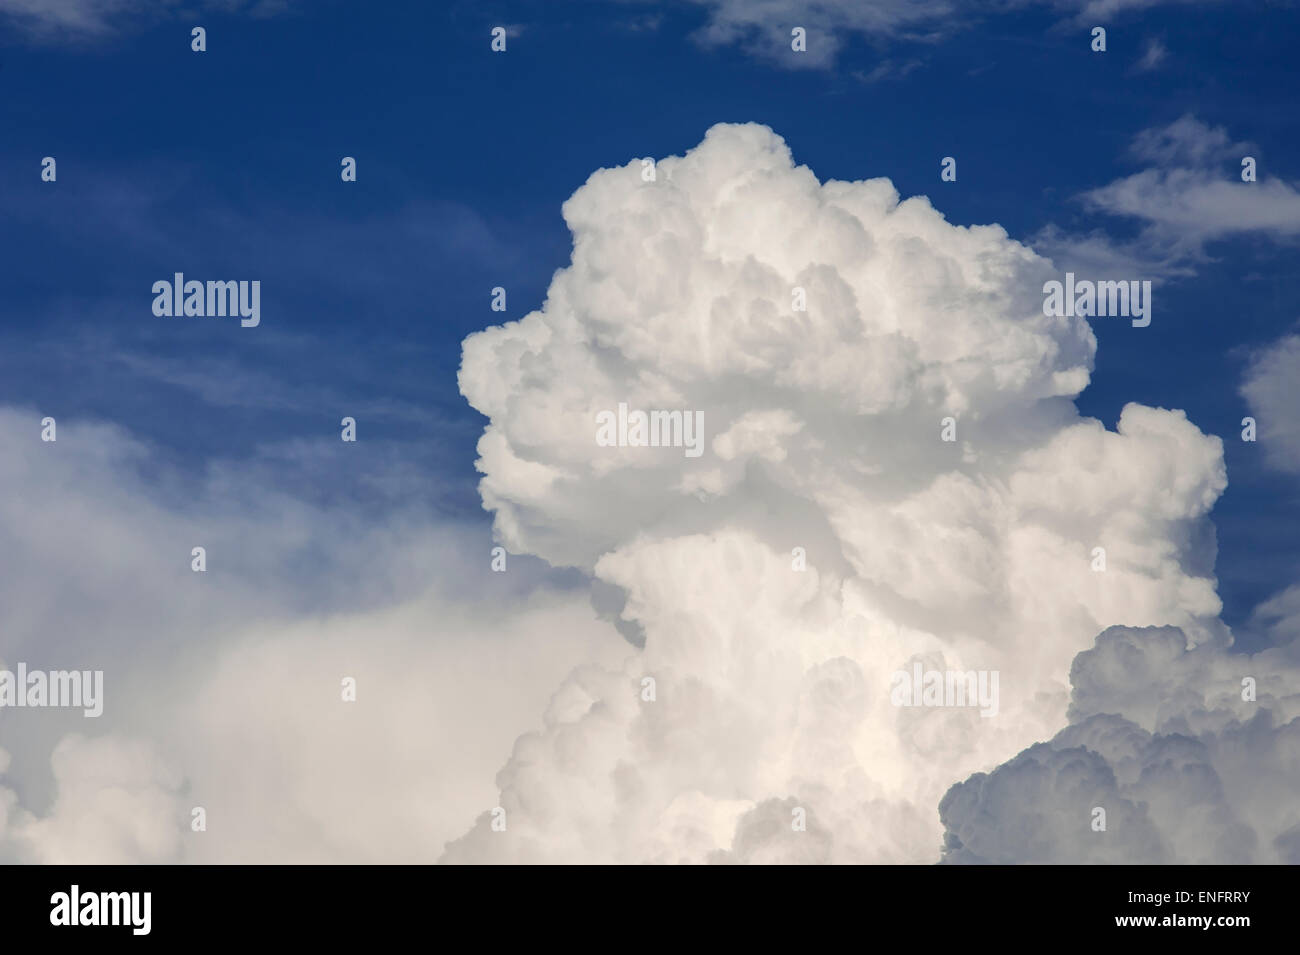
[453,123,1230,863]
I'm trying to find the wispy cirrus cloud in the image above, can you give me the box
[0,0,291,39]
[670,0,1223,68]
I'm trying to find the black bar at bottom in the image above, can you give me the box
[1,864,1284,942]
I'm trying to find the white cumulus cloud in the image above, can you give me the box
[451,122,1230,863]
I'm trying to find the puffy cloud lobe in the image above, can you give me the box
[1248,584,1300,646]
[0,735,183,864]
[939,624,1300,863]
[453,123,1230,863]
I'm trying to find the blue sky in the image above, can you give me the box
[3,0,1298,644]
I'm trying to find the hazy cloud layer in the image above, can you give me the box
[0,408,623,863]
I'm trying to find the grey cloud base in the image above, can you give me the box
[939,625,1300,864]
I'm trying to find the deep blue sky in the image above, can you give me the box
[2,0,1296,645]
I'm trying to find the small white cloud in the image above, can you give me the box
[1241,332,1300,475]
[1036,116,1300,279]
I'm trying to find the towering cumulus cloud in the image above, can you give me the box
[453,123,1228,863]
